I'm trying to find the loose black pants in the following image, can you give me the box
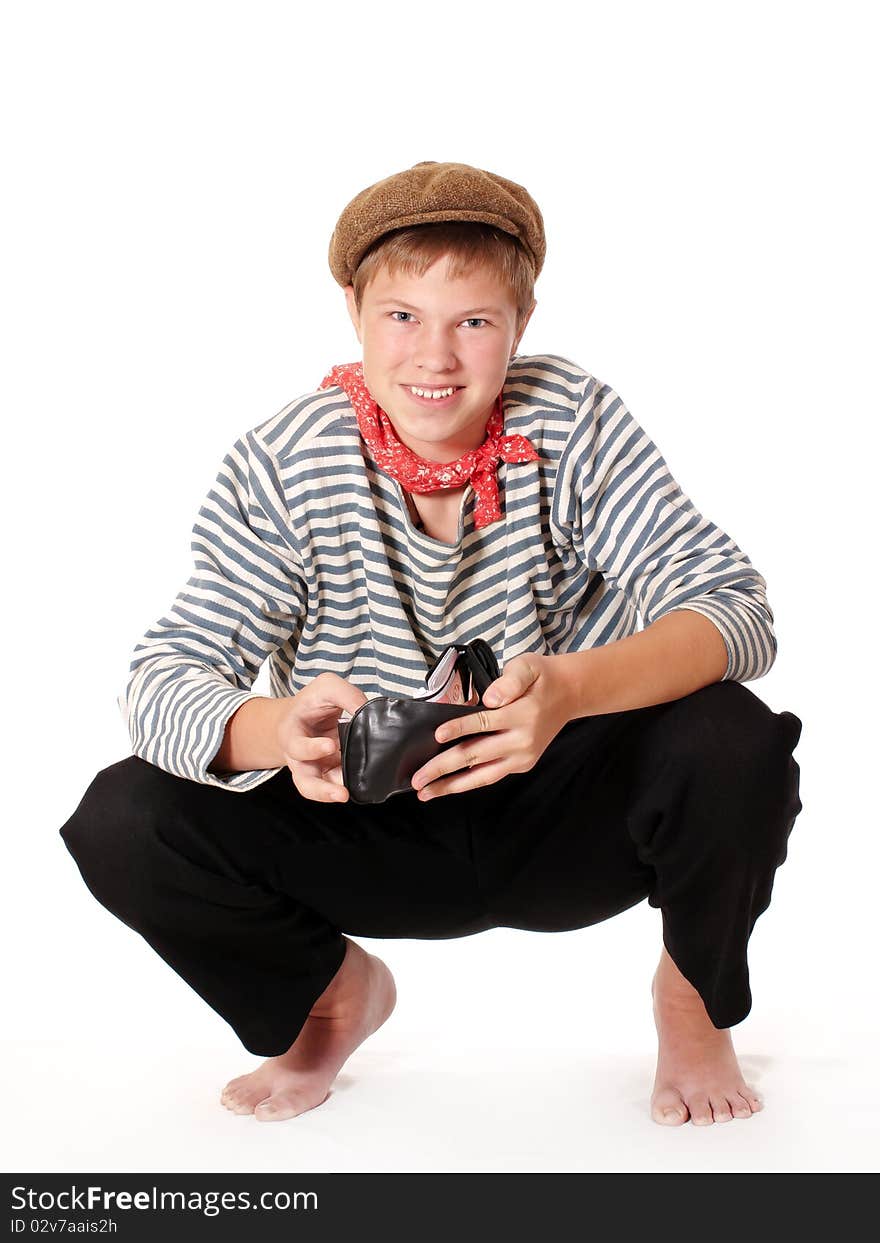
[59,681,803,1056]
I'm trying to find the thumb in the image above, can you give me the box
[483,657,540,707]
[299,673,369,722]
[482,681,505,706]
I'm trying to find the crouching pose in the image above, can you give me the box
[60,160,803,1127]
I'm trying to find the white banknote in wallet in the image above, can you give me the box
[337,646,479,723]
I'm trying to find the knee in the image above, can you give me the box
[59,755,167,918]
[666,681,803,832]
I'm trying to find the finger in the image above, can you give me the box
[288,758,349,803]
[417,757,510,801]
[413,739,502,793]
[292,775,350,803]
[285,736,338,764]
[434,707,501,746]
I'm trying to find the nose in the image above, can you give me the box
[412,326,459,374]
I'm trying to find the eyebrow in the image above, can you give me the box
[374,299,506,315]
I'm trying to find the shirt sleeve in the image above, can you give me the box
[560,377,777,682]
[117,430,307,791]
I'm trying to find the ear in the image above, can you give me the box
[344,285,362,343]
[513,299,537,352]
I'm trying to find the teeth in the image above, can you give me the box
[410,386,457,399]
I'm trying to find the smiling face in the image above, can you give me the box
[344,254,536,463]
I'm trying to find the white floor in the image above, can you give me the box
[3,1031,877,1174]
[5,908,879,1174]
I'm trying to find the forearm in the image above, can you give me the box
[208,695,289,773]
[554,609,730,721]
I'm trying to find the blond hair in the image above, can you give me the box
[351,221,536,330]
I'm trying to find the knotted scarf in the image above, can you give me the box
[318,360,540,530]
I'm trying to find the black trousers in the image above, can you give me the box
[59,681,803,1056]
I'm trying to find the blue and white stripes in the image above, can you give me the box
[119,354,777,792]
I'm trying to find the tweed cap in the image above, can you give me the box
[328,160,546,287]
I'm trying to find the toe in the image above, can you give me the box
[731,1093,753,1119]
[254,1093,304,1122]
[710,1094,733,1123]
[221,1077,251,1109]
[228,1092,257,1115]
[255,1089,330,1122]
[651,1089,689,1126]
[688,1095,713,1125]
[742,1087,764,1113]
[222,1083,265,1115]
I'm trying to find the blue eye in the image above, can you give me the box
[389,312,487,327]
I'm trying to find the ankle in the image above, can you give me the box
[653,963,712,1024]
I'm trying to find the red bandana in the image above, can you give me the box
[318,361,540,530]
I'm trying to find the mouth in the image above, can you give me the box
[402,384,464,408]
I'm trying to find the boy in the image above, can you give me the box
[60,160,803,1127]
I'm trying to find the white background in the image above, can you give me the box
[2,0,876,1174]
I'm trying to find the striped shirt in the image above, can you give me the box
[119,353,777,793]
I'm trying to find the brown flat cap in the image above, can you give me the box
[328,160,546,287]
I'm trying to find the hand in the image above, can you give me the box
[278,673,367,803]
[409,653,575,800]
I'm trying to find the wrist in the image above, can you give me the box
[210,695,290,774]
[543,652,593,725]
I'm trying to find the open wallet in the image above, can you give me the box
[336,639,501,804]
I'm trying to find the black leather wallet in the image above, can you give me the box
[336,639,501,804]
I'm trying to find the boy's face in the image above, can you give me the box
[344,254,536,463]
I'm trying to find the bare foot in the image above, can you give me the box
[650,945,764,1127]
[220,937,396,1122]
